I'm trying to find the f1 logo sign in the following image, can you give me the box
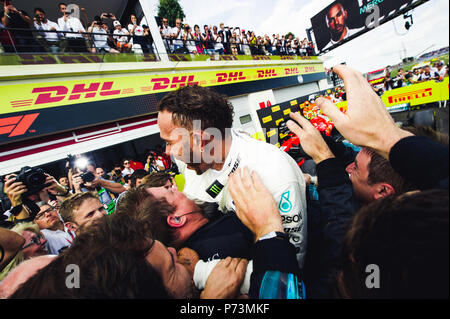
[0,113,39,137]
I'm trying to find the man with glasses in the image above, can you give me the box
[160,17,172,52]
[0,222,48,282]
[171,18,185,53]
[121,158,134,178]
[34,202,75,255]
[11,222,47,259]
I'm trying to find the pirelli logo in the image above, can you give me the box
[0,113,39,137]
[387,88,433,104]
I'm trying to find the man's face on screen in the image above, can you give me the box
[327,4,347,40]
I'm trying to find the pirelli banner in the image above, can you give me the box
[0,64,326,145]
[336,77,450,111]
[382,77,449,108]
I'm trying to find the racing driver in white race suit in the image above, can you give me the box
[157,85,307,268]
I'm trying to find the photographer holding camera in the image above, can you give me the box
[70,160,125,215]
[145,153,165,173]
[202,25,215,55]
[171,18,185,53]
[3,167,71,223]
[88,17,119,53]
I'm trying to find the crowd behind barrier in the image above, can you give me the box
[159,17,316,57]
[0,1,316,57]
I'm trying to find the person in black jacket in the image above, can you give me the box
[116,185,254,263]
[292,64,448,298]
[314,64,448,190]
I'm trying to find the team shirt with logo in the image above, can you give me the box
[175,129,307,267]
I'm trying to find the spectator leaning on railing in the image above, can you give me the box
[33,7,60,53]
[113,20,131,53]
[88,17,118,54]
[1,0,40,52]
[171,18,185,53]
[128,13,152,54]
[202,25,214,55]
[57,2,87,52]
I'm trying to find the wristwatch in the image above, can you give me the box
[258,231,289,242]
[10,203,23,216]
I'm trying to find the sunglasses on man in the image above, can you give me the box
[22,233,45,250]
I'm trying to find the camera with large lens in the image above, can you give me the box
[15,166,48,196]
[80,171,95,183]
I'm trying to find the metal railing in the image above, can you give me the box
[160,35,317,57]
[0,26,317,57]
[0,27,155,55]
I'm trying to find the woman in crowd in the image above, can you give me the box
[183,25,197,54]
[193,25,204,54]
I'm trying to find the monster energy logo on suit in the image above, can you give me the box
[206,181,225,198]
[205,155,241,199]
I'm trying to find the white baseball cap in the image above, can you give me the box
[113,20,121,27]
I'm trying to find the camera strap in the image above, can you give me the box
[21,197,40,219]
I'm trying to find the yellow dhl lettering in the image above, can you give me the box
[262,115,273,123]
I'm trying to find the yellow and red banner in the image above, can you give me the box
[330,77,449,111]
[382,77,449,108]
[0,64,325,116]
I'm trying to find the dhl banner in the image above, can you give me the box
[0,64,326,145]
[0,64,324,116]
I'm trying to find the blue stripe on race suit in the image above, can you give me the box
[258,271,303,299]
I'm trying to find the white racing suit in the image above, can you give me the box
[175,129,307,267]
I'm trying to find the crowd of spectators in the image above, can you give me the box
[0,1,154,54]
[160,17,316,56]
[382,61,449,92]
[1,0,316,57]
[0,64,448,299]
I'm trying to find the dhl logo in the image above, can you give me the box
[210,55,239,61]
[387,88,433,104]
[19,82,122,106]
[252,56,272,61]
[11,76,200,107]
[0,113,39,137]
[304,66,316,73]
[285,67,300,75]
[216,72,246,83]
[151,75,198,90]
[257,69,277,78]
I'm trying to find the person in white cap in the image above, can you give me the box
[112,20,131,52]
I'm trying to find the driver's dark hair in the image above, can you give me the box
[341,189,449,298]
[157,85,234,136]
[10,213,170,299]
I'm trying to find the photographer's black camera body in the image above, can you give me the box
[15,166,48,196]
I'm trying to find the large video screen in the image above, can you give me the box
[311,0,416,53]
